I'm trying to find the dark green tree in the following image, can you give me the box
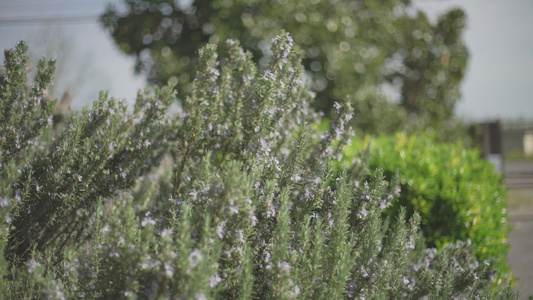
[385,9,469,128]
[101,0,468,133]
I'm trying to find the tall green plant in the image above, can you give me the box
[2,42,175,264]
[0,36,515,298]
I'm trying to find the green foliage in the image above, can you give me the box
[0,36,515,298]
[341,132,511,278]
[101,0,469,133]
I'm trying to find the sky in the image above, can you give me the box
[412,0,533,121]
[0,0,144,110]
[0,0,532,121]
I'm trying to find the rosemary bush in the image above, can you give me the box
[0,35,515,299]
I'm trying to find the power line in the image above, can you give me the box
[0,15,99,26]
[413,0,461,4]
[0,0,110,8]
[0,0,464,26]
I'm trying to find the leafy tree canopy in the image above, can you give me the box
[101,0,468,133]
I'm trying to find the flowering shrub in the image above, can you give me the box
[0,35,515,298]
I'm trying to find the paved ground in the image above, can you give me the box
[508,203,533,299]
[505,161,533,299]
[505,161,533,189]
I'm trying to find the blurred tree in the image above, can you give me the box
[383,9,469,129]
[101,0,468,134]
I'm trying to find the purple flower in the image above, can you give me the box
[278,261,291,274]
[27,259,41,274]
[209,274,222,287]
[229,200,239,214]
[101,225,111,233]
[357,207,368,219]
[161,228,172,238]
[249,210,258,226]
[195,293,207,300]
[164,262,174,278]
[0,196,8,208]
[141,216,156,227]
[294,285,300,295]
[188,249,203,268]
[406,235,415,250]
[216,222,226,239]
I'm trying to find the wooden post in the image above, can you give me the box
[482,120,503,173]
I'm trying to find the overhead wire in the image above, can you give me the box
[0,15,99,26]
[0,0,113,26]
[0,0,109,8]
[0,0,463,26]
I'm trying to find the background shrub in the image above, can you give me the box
[341,132,511,276]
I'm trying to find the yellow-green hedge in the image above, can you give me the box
[342,132,510,275]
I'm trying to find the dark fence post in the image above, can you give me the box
[482,120,503,173]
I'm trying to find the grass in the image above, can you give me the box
[505,149,533,162]
[504,188,533,212]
